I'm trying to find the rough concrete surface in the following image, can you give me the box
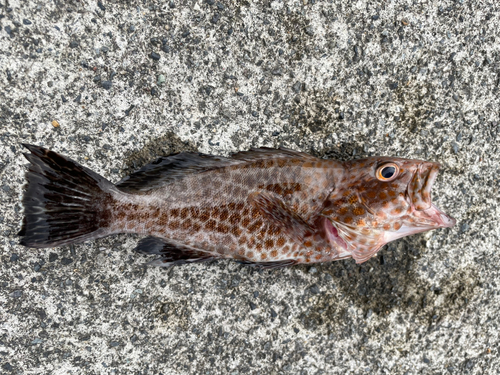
[0,0,499,374]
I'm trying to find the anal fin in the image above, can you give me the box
[134,236,216,267]
[237,259,298,269]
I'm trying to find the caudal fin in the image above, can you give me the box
[19,144,115,248]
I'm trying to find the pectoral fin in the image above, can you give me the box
[249,191,314,243]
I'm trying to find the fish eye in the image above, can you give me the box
[376,163,399,181]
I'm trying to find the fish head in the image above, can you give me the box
[322,157,456,263]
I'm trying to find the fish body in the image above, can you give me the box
[19,145,455,268]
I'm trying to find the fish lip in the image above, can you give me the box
[405,162,456,229]
[407,162,440,211]
[423,203,456,228]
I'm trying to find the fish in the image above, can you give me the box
[18,144,455,268]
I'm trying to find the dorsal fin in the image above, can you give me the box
[116,152,240,193]
[230,147,316,161]
[116,147,316,194]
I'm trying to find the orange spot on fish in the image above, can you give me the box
[211,207,220,218]
[199,211,210,222]
[180,207,189,218]
[391,207,402,215]
[270,250,278,258]
[353,207,365,216]
[181,219,192,230]
[264,239,274,249]
[344,216,353,224]
[276,237,286,247]
[339,206,348,215]
[169,220,180,230]
[277,159,287,167]
[248,220,263,233]
[216,224,229,234]
[366,190,377,199]
[251,208,261,219]
[219,210,229,221]
[230,226,241,236]
[241,217,251,227]
[379,192,387,200]
[205,220,216,230]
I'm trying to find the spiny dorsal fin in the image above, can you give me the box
[116,152,241,193]
[230,147,317,161]
[116,148,316,193]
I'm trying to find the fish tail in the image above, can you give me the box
[19,144,116,248]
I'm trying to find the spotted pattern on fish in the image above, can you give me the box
[106,155,343,264]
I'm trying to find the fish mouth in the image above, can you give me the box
[407,162,456,229]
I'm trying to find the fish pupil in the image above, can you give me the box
[381,166,395,178]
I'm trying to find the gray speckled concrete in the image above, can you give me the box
[0,0,499,374]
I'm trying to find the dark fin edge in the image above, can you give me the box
[231,147,316,161]
[116,152,238,193]
[236,259,298,269]
[134,236,216,267]
[19,144,114,248]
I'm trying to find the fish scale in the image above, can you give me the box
[18,145,455,268]
[109,156,343,264]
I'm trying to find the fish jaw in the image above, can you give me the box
[405,161,456,229]
[384,203,456,243]
[384,162,456,243]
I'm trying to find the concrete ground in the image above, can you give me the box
[1,0,499,374]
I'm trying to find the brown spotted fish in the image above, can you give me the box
[19,145,455,268]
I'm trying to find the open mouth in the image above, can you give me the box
[407,162,456,229]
